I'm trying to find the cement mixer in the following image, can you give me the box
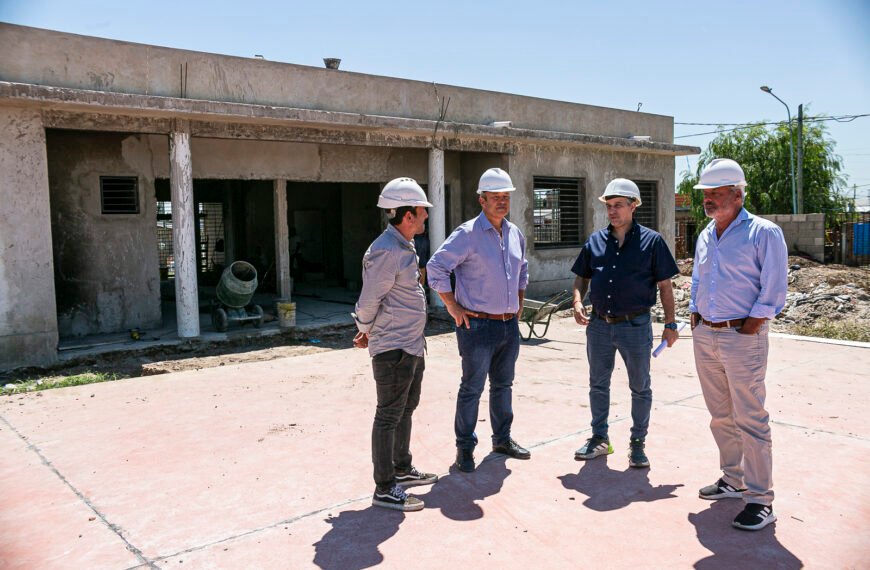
[211,261,264,332]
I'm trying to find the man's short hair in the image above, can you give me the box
[387,205,416,226]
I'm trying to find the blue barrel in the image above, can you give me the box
[216,261,258,308]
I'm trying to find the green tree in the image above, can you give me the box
[678,120,850,227]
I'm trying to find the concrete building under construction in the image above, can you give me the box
[0,23,698,370]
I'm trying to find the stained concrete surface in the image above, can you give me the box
[1,315,868,569]
[56,289,357,360]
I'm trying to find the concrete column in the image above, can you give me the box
[428,147,446,307]
[273,178,292,299]
[0,109,58,369]
[169,121,200,338]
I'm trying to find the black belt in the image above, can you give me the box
[594,309,648,324]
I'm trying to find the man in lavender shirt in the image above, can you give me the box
[427,168,530,473]
[690,158,788,531]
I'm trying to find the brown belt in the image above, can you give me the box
[595,309,648,324]
[700,316,746,329]
[472,311,516,321]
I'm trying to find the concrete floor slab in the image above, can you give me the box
[2,316,868,568]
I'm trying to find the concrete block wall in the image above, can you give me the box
[759,213,825,262]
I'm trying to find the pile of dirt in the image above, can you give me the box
[655,256,870,333]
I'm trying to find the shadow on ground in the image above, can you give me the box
[558,457,683,511]
[311,457,511,569]
[689,500,803,569]
[312,506,404,570]
[417,456,512,521]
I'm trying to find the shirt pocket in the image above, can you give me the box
[396,252,420,288]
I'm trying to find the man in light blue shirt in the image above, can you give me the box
[427,168,530,473]
[689,158,788,532]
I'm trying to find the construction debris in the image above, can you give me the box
[656,256,870,333]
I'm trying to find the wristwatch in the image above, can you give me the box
[664,322,678,331]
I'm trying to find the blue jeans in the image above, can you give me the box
[371,349,424,490]
[586,311,653,441]
[454,317,520,450]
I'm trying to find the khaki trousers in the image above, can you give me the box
[693,322,774,505]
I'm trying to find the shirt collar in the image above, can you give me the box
[705,208,750,234]
[607,220,637,238]
[475,212,501,233]
[386,224,414,248]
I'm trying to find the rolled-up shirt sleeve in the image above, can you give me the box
[652,235,680,282]
[749,225,788,319]
[426,229,468,293]
[689,258,699,314]
[518,232,529,290]
[353,248,396,333]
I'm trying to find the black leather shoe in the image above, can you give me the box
[455,448,475,472]
[492,438,531,460]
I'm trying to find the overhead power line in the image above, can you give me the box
[675,114,869,126]
[674,113,870,139]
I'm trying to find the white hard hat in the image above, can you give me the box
[377,178,434,209]
[477,168,516,194]
[599,178,642,206]
[693,158,748,190]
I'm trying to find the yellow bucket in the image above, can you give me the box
[276,301,296,328]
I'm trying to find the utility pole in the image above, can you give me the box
[797,104,804,214]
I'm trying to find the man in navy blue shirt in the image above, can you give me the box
[570,178,679,468]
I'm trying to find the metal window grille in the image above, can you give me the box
[156,201,226,280]
[633,181,658,231]
[100,176,139,214]
[197,202,225,274]
[156,201,174,278]
[533,177,584,249]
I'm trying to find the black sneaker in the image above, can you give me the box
[395,466,438,488]
[698,478,746,500]
[372,485,424,512]
[574,435,613,461]
[628,438,649,468]
[492,438,531,460]
[732,503,776,531]
[455,448,475,472]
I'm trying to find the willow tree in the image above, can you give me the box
[678,121,849,226]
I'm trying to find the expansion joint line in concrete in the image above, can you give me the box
[128,425,618,566]
[134,495,371,567]
[666,400,869,442]
[0,412,158,569]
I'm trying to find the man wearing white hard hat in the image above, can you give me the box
[690,158,788,531]
[353,177,438,512]
[427,167,531,473]
[570,178,680,469]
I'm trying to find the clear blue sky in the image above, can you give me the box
[3,0,868,207]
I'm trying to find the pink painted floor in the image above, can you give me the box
[2,316,868,569]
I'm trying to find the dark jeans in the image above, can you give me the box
[586,311,653,441]
[454,317,520,450]
[371,349,425,490]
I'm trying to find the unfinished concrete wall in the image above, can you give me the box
[46,131,161,337]
[458,153,510,223]
[340,184,382,289]
[444,151,463,233]
[0,23,673,142]
[509,145,675,298]
[0,108,58,369]
[140,136,429,183]
[760,213,825,262]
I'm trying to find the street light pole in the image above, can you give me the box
[760,86,798,215]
